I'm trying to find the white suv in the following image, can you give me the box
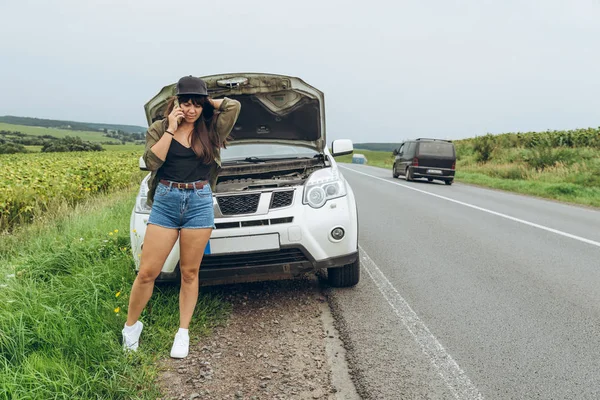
[130,73,359,287]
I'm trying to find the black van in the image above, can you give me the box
[392,138,456,185]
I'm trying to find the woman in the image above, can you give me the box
[122,75,241,358]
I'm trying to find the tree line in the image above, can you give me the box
[0,130,105,154]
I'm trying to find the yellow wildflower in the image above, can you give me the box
[114,229,118,233]
[114,307,120,313]
[115,291,121,298]
[109,232,113,236]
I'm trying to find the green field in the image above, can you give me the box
[0,122,121,144]
[23,145,44,152]
[103,144,145,152]
[22,144,145,153]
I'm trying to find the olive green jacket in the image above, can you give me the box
[142,97,241,206]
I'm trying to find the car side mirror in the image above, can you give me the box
[392,149,398,156]
[331,139,353,157]
[139,156,148,171]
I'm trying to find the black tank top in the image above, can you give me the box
[158,140,213,182]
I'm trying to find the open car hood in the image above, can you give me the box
[144,73,326,152]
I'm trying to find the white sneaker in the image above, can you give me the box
[170,331,189,358]
[122,321,143,352]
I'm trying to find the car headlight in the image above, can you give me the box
[134,182,152,214]
[303,168,347,208]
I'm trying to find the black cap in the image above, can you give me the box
[176,75,208,96]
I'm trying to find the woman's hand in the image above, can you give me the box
[167,106,184,132]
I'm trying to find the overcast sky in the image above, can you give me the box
[1,0,599,143]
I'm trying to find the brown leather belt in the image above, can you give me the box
[159,179,208,190]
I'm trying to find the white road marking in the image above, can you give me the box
[359,245,484,400]
[341,166,600,248]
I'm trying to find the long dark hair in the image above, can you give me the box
[164,95,221,163]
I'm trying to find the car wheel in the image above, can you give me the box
[328,255,360,287]
[406,167,413,181]
[445,179,453,185]
[393,165,399,178]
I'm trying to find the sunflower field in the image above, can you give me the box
[0,151,144,232]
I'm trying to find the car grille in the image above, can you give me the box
[201,248,309,269]
[270,190,294,209]
[217,194,260,215]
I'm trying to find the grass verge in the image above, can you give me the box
[455,171,600,208]
[0,189,229,399]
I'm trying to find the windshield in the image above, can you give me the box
[418,142,455,157]
[220,144,319,161]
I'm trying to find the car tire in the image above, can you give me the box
[406,167,413,181]
[445,179,453,185]
[328,255,360,287]
[393,165,399,178]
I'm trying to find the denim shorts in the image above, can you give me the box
[147,182,215,229]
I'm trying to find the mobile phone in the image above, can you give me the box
[174,98,183,123]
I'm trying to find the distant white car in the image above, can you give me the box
[130,73,359,287]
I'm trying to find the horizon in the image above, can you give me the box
[2,113,598,144]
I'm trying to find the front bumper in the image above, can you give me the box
[130,185,358,285]
[156,249,358,285]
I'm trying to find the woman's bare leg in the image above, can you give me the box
[177,227,212,328]
[126,224,180,326]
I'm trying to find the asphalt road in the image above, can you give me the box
[327,163,600,400]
